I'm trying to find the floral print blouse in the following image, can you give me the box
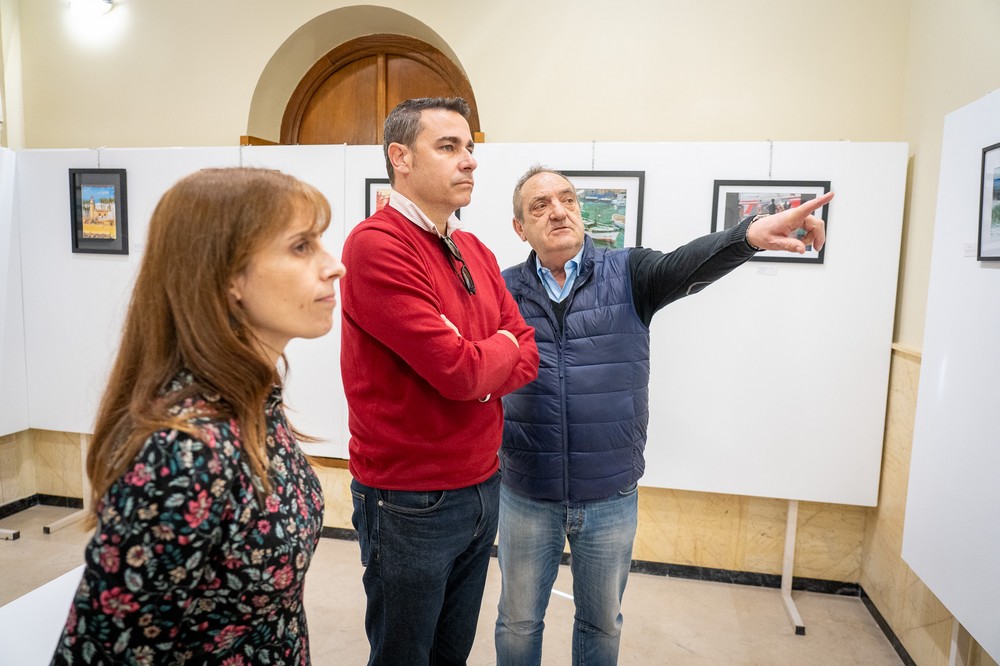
[51,375,325,665]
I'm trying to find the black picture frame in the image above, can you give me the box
[978,141,1000,261]
[365,178,392,218]
[365,177,461,220]
[69,168,128,255]
[711,179,830,264]
[560,170,644,247]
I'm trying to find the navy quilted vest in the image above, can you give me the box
[501,238,650,503]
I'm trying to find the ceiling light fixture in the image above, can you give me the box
[69,0,114,16]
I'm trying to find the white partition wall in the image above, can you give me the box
[14,141,906,506]
[241,144,350,457]
[599,141,907,506]
[903,90,1000,661]
[17,148,241,435]
[0,148,29,436]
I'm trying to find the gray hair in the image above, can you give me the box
[511,165,573,221]
[383,97,471,185]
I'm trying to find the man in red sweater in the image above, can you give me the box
[340,97,539,665]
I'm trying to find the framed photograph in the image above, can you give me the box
[711,180,830,264]
[365,177,461,219]
[561,171,644,248]
[978,141,1000,261]
[69,169,128,255]
[365,178,392,218]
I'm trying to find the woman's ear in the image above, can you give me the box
[228,275,245,304]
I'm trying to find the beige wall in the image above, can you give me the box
[13,0,909,148]
[3,1,1000,663]
[0,430,34,504]
[895,0,1000,347]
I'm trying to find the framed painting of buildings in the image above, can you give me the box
[69,168,128,255]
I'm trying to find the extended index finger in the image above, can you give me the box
[797,190,834,217]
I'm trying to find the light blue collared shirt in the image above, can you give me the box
[535,247,584,303]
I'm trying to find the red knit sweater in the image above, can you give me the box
[340,206,538,490]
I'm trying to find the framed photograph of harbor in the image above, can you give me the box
[365,177,460,220]
[561,171,645,248]
[711,179,830,264]
[69,168,128,255]
[978,141,1000,260]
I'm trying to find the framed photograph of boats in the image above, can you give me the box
[561,171,645,248]
[69,168,129,255]
[978,141,1000,260]
[365,177,461,220]
[711,179,830,264]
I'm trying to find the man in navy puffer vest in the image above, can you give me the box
[495,166,831,665]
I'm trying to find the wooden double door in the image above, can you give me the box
[281,34,481,145]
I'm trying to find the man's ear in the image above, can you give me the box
[512,217,527,242]
[387,143,410,177]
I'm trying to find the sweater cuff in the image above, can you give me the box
[739,216,762,252]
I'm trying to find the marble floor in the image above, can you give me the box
[1,505,903,665]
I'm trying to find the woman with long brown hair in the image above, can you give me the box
[51,167,345,665]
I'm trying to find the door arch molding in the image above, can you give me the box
[280,34,480,145]
[246,7,478,145]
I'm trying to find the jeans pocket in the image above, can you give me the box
[378,488,447,515]
[618,481,639,497]
[351,488,371,566]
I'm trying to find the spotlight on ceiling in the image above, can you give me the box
[69,0,114,16]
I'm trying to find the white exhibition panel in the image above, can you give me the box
[240,144,349,458]
[15,141,906,506]
[0,148,29,436]
[597,141,907,506]
[903,89,1000,661]
[0,564,83,665]
[18,148,239,435]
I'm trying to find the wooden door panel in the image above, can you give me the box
[282,35,479,145]
[386,56,456,110]
[298,57,379,145]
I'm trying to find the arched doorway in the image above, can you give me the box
[281,34,480,145]
[246,7,482,146]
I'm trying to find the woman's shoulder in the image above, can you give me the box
[131,372,249,483]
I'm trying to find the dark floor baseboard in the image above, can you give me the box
[0,493,83,520]
[861,587,918,665]
[629,559,861,596]
[320,526,359,541]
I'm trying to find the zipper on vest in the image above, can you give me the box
[558,328,569,500]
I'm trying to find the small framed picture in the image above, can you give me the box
[711,180,830,264]
[365,178,392,218]
[365,177,461,220]
[978,141,1000,261]
[69,169,128,255]
[561,171,644,247]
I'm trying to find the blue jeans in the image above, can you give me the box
[495,483,639,666]
[351,471,500,666]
